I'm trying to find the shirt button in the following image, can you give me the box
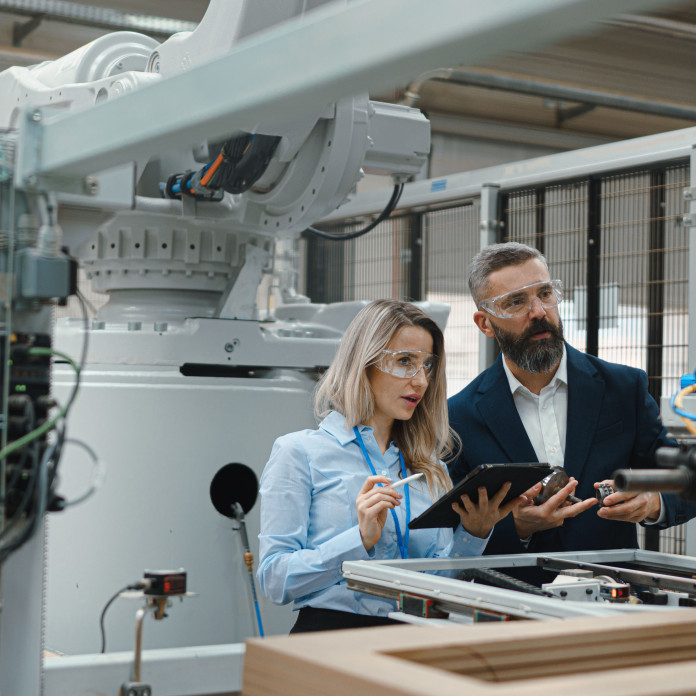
[542,405,547,410]
[392,534,397,541]
[381,470,387,476]
[393,446,399,453]
[550,447,557,453]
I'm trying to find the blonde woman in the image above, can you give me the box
[257,299,522,633]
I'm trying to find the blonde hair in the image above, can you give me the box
[315,299,456,497]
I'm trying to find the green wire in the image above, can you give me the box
[0,347,80,462]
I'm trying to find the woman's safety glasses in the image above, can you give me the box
[375,350,437,379]
[478,279,564,319]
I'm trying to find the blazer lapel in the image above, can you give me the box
[564,345,604,481]
[476,357,538,463]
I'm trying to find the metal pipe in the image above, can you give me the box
[401,68,696,122]
[613,467,694,494]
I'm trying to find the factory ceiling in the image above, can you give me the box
[0,0,695,152]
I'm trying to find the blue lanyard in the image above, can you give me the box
[353,427,410,559]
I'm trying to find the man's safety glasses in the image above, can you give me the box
[374,350,438,379]
[478,279,564,319]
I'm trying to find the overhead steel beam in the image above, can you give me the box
[16,0,684,185]
[0,0,196,39]
[408,68,696,122]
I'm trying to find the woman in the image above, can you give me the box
[257,299,522,633]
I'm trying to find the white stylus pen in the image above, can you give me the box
[384,472,424,489]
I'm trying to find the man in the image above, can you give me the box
[448,241,693,562]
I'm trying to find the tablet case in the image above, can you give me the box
[408,463,553,530]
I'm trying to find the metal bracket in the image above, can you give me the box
[15,108,99,196]
[120,682,152,696]
[12,14,43,47]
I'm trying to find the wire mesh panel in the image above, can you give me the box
[503,182,589,354]
[423,201,481,397]
[304,216,413,303]
[599,165,690,400]
[501,162,690,555]
[345,216,412,300]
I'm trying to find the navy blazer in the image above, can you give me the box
[448,344,695,557]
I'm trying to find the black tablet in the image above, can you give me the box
[408,463,553,530]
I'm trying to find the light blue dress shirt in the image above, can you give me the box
[257,411,489,617]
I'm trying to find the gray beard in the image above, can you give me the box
[492,317,565,374]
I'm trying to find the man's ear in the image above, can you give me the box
[473,310,496,339]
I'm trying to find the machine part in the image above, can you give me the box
[120,682,152,696]
[614,445,696,501]
[143,570,187,597]
[209,465,264,637]
[542,577,601,602]
[596,482,615,506]
[343,549,696,624]
[533,468,582,506]
[399,593,448,619]
[538,556,696,596]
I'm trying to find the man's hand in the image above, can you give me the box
[594,479,661,523]
[513,478,597,539]
[451,481,526,539]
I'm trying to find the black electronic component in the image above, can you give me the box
[143,570,187,596]
[639,590,668,605]
[598,581,630,602]
[399,593,448,619]
[1,334,51,521]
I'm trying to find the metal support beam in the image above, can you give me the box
[12,13,42,47]
[0,0,196,39]
[15,0,686,186]
[478,183,501,371]
[427,68,696,122]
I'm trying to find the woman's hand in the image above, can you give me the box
[451,482,525,539]
[356,475,401,551]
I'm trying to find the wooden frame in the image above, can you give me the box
[243,610,696,695]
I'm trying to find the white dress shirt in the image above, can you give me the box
[502,346,568,469]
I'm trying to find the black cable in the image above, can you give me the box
[457,567,550,597]
[99,581,145,653]
[304,183,404,241]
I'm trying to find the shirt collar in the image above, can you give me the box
[319,410,374,446]
[502,343,567,396]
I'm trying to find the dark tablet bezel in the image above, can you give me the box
[408,462,553,530]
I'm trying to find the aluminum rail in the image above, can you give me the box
[321,125,696,221]
[15,0,685,185]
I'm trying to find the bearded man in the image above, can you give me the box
[447,241,694,566]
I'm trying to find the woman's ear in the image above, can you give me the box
[473,311,496,339]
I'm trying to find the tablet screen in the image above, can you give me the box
[408,463,553,530]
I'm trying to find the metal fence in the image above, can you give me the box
[307,159,691,554]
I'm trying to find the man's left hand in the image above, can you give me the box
[594,480,661,523]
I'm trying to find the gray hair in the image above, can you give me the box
[469,242,548,306]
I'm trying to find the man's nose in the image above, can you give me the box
[527,296,547,319]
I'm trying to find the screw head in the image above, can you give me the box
[84,176,99,196]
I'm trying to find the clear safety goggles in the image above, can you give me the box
[375,349,438,379]
[478,279,564,319]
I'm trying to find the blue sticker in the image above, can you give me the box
[431,179,447,192]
